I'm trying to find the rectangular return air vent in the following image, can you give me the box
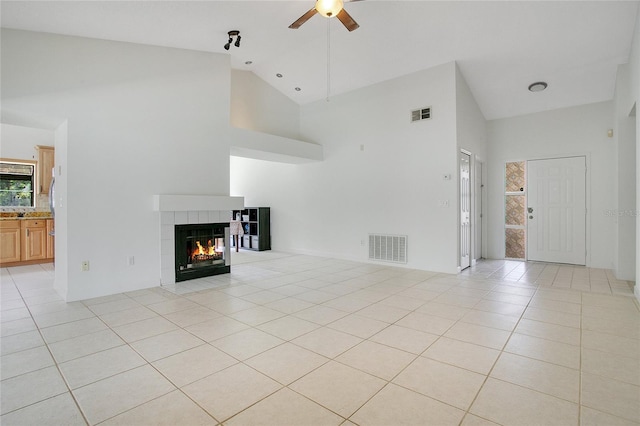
[411,107,431,123]
[368,234,407,264]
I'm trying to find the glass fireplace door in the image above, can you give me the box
[175,223,230,281]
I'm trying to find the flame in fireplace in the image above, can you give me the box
[190,239,224,264]
[192,240,218,257]
[195,240,215,256]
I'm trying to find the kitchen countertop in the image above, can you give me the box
[0,212,53,220]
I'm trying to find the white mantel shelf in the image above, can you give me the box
[153,195,244,212]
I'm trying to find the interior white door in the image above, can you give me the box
[527,156,586,265]
[460,152,471,270]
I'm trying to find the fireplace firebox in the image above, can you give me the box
[175,223,230,282]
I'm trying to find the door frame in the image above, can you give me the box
[502,152,591,266]
[459,149,484,271]
[460,151,472,271]
[475,157,486,262]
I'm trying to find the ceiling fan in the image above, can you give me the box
[289,0,361,32]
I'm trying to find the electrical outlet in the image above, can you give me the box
[438,200,450,208]
[360,239,365,246]
[127,256,135,266]
[81,261,90,272]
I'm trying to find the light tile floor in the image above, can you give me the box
[1,254,639,425]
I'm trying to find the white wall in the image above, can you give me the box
[0,123,54,160]
[1,29,232,301]
[53,121,69,299]
[614,63,637,281]
[455,65,488,264]
[231,70,301,140]
[456,67,488,161]
[486,101,617,269]
[629,8,640,299]
[232,62,463,273]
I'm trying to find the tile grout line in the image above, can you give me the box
[3,258,637,425]
[456,278,536,425]
[578,291,584,426]
[3,265,91,426]
[87,296,221,426]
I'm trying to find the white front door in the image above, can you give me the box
[460,152,471,270]
[527,156,586,265]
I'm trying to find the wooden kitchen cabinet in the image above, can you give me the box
[47,219,55,259]
[0,218,54,266]
[21,219,47,261]
[37,145,54,195]
[0,220,21,263]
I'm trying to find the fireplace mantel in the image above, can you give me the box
[153,195,244,212]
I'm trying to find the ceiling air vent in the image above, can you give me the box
[411,107,431,123]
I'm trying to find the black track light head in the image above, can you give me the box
[224,30,241,51]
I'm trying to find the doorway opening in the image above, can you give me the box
[460,151,471,270]
[475,159,485,262]
[503,156,587,265]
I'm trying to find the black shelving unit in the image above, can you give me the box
[231,207,270,251]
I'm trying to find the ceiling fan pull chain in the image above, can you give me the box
[326,18,331,102]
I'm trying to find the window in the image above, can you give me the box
[0,160,36,208]
[504,161,526,259]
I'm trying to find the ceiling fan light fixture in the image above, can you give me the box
[315,0,344,18]
[528,81,548,92]
[289,0,358,31]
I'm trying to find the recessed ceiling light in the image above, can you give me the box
[295,87,301,91]
[276,73,283,78]
[528,81,548,92]
[244,61,252,65]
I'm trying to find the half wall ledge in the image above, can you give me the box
[230,127,323,164]
[153,195,245,212]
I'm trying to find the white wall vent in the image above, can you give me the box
[368,234,407,264]
[411,107,431,123]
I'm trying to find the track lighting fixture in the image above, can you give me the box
[224,30,241,50]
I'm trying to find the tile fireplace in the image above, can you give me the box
[154,195,245,285]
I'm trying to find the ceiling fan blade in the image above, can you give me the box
[336,8,359,31]
[289,8,318,29]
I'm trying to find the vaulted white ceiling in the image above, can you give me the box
[1,1,638,120]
